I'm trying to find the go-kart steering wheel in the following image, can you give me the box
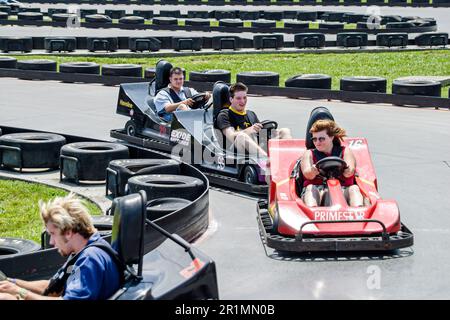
[260,120,278,130]
[190,93,210,109]
[315,156,347,179]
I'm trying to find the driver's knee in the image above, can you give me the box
[303,185,320,207]
[347,185,364,207]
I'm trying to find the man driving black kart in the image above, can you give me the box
[154,66,211,122]
[215,82,292,157]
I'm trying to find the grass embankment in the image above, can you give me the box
[12,50,450,96]
[0,179,102,243]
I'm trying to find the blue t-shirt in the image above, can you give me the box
[62,233,121,300]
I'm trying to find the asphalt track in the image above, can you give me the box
[1,77,450,299]
[0,5,448,41]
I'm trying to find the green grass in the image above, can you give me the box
[0,179,102,243]
[11,50,450,96]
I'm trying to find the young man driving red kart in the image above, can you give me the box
[300,119,364,207]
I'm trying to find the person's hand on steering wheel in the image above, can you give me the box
[183,98,194,107]
[204,91,211,101]
[246,123,263,134]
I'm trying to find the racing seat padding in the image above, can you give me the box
[305,106,335,149]
[155,60,173,93]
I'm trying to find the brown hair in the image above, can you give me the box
[40,193,96,239]
[169,67,184,77]
[229,82,248,98]
[310,119,347,142]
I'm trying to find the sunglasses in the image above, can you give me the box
[311,137,326,143]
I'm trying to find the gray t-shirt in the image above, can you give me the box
[154,86,198,113]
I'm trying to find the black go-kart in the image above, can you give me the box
[111,60,276,195]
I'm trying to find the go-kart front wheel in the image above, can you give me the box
[243,165,259,185]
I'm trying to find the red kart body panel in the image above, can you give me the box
[268,138,401,237]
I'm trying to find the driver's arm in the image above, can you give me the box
[13,279,50,295]
[301,150,319,180]
[164,99,193,113]
[343,148,356,178]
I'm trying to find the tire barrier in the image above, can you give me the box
[47,8,67,16]
[285,74,332,89]
[212,36,242,50]
[133,10,153,20]
[251,19,276,28]
[85,14,112,23]
[283,11,298,20]
[392,79,442,97]
[144,67,156,79]
[253,34,284,50]
[146,197,192,220]
[376,33,408,48]
[340,76,387,93]
[0,37,32,53]
[107,158,180,197]
[0,12,8,20]
[386,22,416,29]
[219,19,243,28]
[415,32,448,47]
[50,13,77,23]
[91,215,114,231]
[284,21,310,30]
[44,37,76,52]
[129,37,161,52]
[17,59,57,72]
[0,133,66,171]
[127,174,205,201]
[343,13,370,24]
[189,69,231,83]
[60,142,129,183]
[319,22,345,29]
[152,17,178,25]
[172,37,202,51]
[0,238,40,257]
[336,32,368,48]
[87,37,118,52]
[80,9,97,18]
[236,71,280,86]
[381,15,403,25]
[263,11,284,21]
[187,11,209,19]
[102,64,143,77]
[0,56,17,69]
[59,62,101,75]
[238,11,260,20]
[323,12,350,22]
[0,6,10,14]
[17,12,43,21]
[185,18,210,27]
[214,10,237,20]
[119,16,145,25]
[159,10,181,18]
[297,11,318,21]
[104,9,126,20]
[294,33,326,48]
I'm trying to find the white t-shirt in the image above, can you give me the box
[154,86,198,113]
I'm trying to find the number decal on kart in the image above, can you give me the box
[217,155,225,170]
[349,139,363,148]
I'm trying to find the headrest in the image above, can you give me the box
[155,60,173,93]
[305,106,335,149]
[111,191,146,266]
[212,81,230,119]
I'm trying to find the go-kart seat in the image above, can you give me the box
[305,106,335,149]
[155,60,173,93]
[212,81,231,126]
[110,190,146,280]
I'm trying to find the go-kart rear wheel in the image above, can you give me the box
[243,165,259,185]
[125,120,138,137]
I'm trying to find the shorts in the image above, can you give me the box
[301,184,350,201]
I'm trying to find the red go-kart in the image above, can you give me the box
[257,107,414,253]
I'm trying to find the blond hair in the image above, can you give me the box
[310,119,347,142]
[40,193,96,239]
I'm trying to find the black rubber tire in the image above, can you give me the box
[87,37,118,52]
[212,36,242,50]
[0,12,8,19]
[294,33,326,48]
[0,37,33,53]
[214,10,237,20]
[415,32,448,47]
[386,22,415,29]
[80,9,98,18]
[263,11,284,21]
[91,215,114,230]
[340,76,387,93]
[185,18,210,26]
[0,132,66,169]
[119,16,145,24]
[108,158,180,197]
[283,11,298,20]
[285,74,332,89]
[128,37,161,52]
[60,142,129,181]
[322,12,349,22]
[392,79,441,97]
[284,21,309,29]
[0,56,17,68]
[0,238,41,257]
[236,71,280,86]
[251,19,277,28]
[125,120,139,137]
[343,13,369,24]
[159,10,181,18]
[297,11,318,21]
[253,34,284,49]
[44,37,76,52]
[104,9,126,19]
[127,174,205,201]
[146,197,192,220]
[17,12,43,21]
[189,69,231,83]
[336,32,368,48]
[381,15,402,25]
[319,22,344,29]
[238,11,260,20]
[17,59,57,71]
[133,10,154,19]
[152,17,178,25]
[187,11,209,19]
[51,13,78,23]
[144,67,156,79]
[59,62,100,74]
[172,37,202,51]
[102,64,142,77]
[219,19,243,28]
[47,8,67,16]
[376,33,408,47]
[242,165,259,185]
[0,6,11,15]
[85,14,112,23]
